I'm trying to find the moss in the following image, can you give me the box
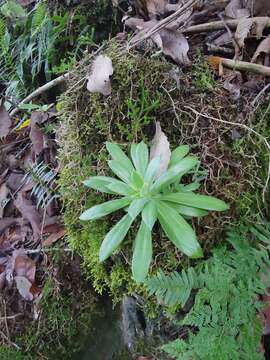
[58,41,270,303]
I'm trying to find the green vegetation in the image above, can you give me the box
[80,141,228,282]
[148,224,270,359]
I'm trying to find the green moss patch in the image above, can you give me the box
[58,41,270,303]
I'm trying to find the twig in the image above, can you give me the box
[209,56,270,76]
[10,73,70,117]
[251,83,270,107]
[0,330,21,350]
[128,0,198,49]
[185,106,270,203]
[183,17,270,34]
[0,314,22,321]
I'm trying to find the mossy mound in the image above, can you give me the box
[58,41,269,303]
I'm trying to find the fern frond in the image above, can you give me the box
[23,161,58,209]
[146,268,199,307]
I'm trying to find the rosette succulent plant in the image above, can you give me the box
[80,141,229,283]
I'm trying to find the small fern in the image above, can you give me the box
[23,161,58,209]
[146,268,199,307]
[148,225,270,360]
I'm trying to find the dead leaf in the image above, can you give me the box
[14,276,34,301]
[254,17,269,38]
[42,228,66,247]
[146,0,166,19]
[13,250,36,283]
[87,55,114,96]
[235,17,253,48]
[150,122,171,178]
[251,36,270,63]
[159,29,191,66]
[225,0,250,18]
[0,102,12,138]
[30,112,45,156]
[14,192,41,240]
[223,70,243,99]
[0,217,18,235]
[0,183,9,218]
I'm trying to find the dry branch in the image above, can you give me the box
[184,17,270,34]
[209,56,270,76]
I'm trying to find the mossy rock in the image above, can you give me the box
[58,41,269,303]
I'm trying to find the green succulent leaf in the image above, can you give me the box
[131,141,149,176]
[130,170,144,189]
[162,193,229,211]
[79,197,131,221]
[108,160,132,184]
[168,203,209,217]
[128,198,148,220]
[83,176,133,195]
[99,214,134,261]
[106,142,134,173]
[181,182,201,192]
[144,156,161,184]
[152,156,198,191]
[142,201,157,230]
[169,145,190,167]
[157,201,203,258]
[132,222,153,283]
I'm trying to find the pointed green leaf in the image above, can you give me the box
[130,141,149,176]
[152,156,198,191]
[106,180,134,196]
[168,203,208,217]
[144,156,160,184]
[130,170,144,189]
[80,197,131,221]
[128,198,148,220]
[132,222,152,283]
[162,193,229,211]
[99,214,133,261]
[142,201,157,230]
[83,176,124,194]
[108,160,132,184]
[169,145,190,167]
[157,201,203,258]
[106,142,134,172]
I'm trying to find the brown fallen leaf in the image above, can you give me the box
[0,102,12,138]
[14,192,41,240]
[251,36,270,63]
[30,111,46,156]
[159,29,191,66]
[14,276,34,301]
[146,0,166,19]
[0,183,9,218]
[0,217,18,235]
[235,17,253,49]
[225,0,250,19]
[150,122,171,178]
[42,228,66,247]
[87,55,114,96]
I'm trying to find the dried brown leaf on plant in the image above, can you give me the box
[87,55,114,96]
[14,192,41,240]
[0,102,12,138]
[150,122,171,178]
[251,36,270,63]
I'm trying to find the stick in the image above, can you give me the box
[209,56,270,76]
[184,17,270,34]
[128,0,198,48]
[10,73,70,117]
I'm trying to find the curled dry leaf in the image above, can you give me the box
[14,192,41,240]
[235,17,253,49]
[225,0,250,19]
[0,102,12,138]
[159,29,191,66]
[150,122,171,178]
[87,55,114,96]
[251,36,270,63]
